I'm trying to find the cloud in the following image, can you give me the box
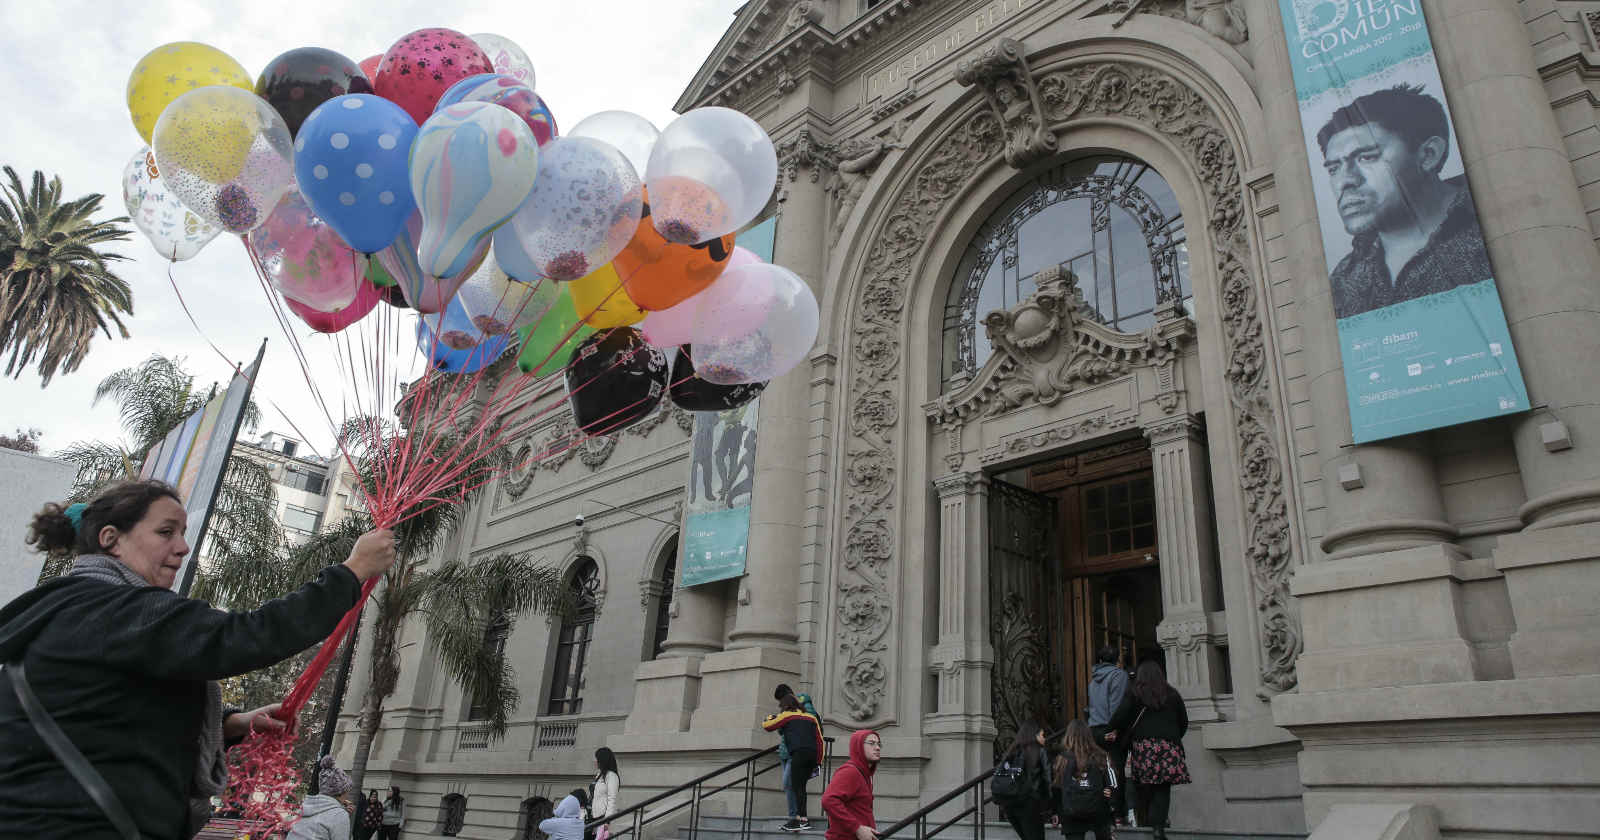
[0,0,743,458]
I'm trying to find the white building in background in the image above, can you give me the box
[232,432,330,547]
[0,448,76,604]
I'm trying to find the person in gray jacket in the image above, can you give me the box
[287,756,354,840]
[540,792,588,840]
[1086,646,1130,823]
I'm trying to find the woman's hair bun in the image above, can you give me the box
[27,503,78,554]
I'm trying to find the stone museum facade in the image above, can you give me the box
[331,2,1600,837]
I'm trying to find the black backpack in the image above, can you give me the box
[990,751,1027,804]
[1060,758,1112,820]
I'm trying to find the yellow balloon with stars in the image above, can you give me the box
[569,263,648,328]
[127,42,252,144]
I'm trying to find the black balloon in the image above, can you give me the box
[668,345,766,412]
[379,282,410,309]
[255,47,373,137]
[566,328,669,435]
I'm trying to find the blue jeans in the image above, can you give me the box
[782,758,800,818]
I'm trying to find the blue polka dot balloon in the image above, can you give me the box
[294,94,418,253]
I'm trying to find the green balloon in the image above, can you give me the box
[517,291,597,376]
[365,256,397,288]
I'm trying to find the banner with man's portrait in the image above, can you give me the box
[1279,0,1528,443]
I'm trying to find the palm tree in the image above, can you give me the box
[47,354,279,580]
[0,166,134,385]
[288,424,570,797]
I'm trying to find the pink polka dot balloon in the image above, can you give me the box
[373,28,493,126]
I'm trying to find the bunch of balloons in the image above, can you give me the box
[124,27,817,430]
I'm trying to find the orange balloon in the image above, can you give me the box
[614,196,737,311]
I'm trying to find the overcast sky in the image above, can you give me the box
[1,0,742,460]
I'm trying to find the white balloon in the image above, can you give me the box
[507,136,643,282]
[121,146,220,261]
[471,33,536,89]
[645,107,777,244]
[690,264,819,385]
[569,111,659,181]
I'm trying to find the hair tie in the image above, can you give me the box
[64,503,87,529]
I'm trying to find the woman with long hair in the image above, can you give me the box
[1106,661,1190,839]
[381,786,406,839]
[591,746,622,830]
[0,480,394,839]
[996,720,1051,840]
[1051,721,1117,840]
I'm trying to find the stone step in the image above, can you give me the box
[683,816,1303,840]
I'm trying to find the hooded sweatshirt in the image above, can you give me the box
[822,730,877,840]
[0,563,360,840]
[1087,663,1128,727]
[540,794,587,840]
[287,793,353,840]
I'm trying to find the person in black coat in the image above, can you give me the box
[997,720,1052,840]
[1106,662,1190,839]
[0,480,396,839]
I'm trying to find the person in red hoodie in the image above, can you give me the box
[823,730,882,840]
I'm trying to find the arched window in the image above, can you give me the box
[650,544,677,660]
[439,793,468,836]
[467,612,512,721]
[516,796,553,840]
[547,557,600,715]
[942,156,1191,386]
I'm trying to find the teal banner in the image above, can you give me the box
[679,217,776,587]
[1278,0,1527,442]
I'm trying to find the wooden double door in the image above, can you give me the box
[988,441,1163,750]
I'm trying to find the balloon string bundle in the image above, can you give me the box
[219,254,670,834]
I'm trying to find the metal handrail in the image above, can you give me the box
[588,736,836,840]
[877,726,1069,840]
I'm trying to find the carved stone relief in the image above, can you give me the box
[1109,0,1249,45]
[500,403,695,503]
[840,58,1300,722]
[955,39,1058,169]
[776,129,839,204]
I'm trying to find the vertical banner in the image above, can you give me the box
[679,217,777,587]
[1278,0,1528,443]
[141,346,264,592]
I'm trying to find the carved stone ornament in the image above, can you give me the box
[928,265,1195,427]
[955,39,1058,169]
[776,129,839,203]
[826,131,905,246]
[840,59,1301,723]
[500,403,694,502]
[1109,0,1249,45]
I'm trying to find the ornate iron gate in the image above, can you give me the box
[987,478,1060,755]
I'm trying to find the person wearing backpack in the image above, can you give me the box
[1051,721,1117,840]
[1105,662,1190,839]
[993,720,1052,840]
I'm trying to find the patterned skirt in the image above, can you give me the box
[1129,737,1191,785]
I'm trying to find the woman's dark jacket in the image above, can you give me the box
[1108,685,1189,743]
[0,563,360,839]
[1004,742,1052,806]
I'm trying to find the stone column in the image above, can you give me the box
[924,471,996,801]
[1423,0,1600,679]
[1146,417,1227,721]
[684,128,831,741]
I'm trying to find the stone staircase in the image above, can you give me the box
[678,815,1305,840]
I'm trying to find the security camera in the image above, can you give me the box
[574,513,586,528]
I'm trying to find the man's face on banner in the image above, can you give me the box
[1322,122,1426,237]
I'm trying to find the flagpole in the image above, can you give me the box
[178,338,268,597]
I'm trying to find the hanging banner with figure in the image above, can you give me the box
[1278,0,1528,443]
[140,343,264,593]
[679,217,775,587]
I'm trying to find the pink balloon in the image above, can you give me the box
[639,246,764,348]
[249,188,364,312]
[358,54,380,82]
[377,210,488,314]
[373,28,493,125]
[689,252,776,343]
[285,280,382,333]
